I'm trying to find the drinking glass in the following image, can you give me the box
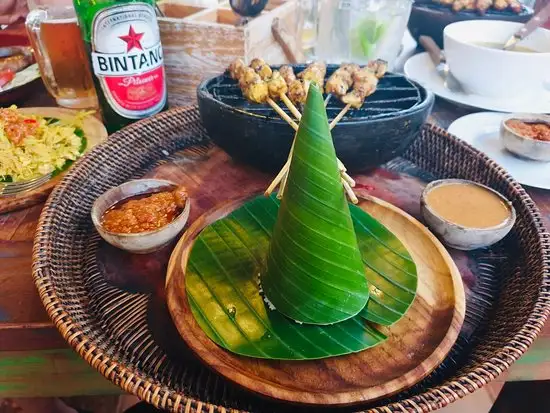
[25,1,98,109]
[317,0,412,69]
[296,0,320,61]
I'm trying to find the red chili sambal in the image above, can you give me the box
[0,107,39,145]
[506,119,550,142]
[101,186,188,234]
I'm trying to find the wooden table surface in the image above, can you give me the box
[0,85,549,399]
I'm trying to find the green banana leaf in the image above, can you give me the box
[351,204,417,326]
[260,84,369,325]
[185,195,417,360]
[186,195,386,360]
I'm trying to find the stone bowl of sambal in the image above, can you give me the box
[500,114,550,162]
[91,179,190,254]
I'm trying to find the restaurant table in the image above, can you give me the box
[1,85,548,407]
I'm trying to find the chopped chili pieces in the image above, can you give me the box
[101,186,188,234]
[0,108,39,145]
[506,119,550,142]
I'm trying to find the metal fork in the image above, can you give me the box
[0,173,52,196]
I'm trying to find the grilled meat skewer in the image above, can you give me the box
[476,0,493,13]
[366,59,388,79]
[298,61,327,89]
[325,66,355,97]
[341,68,379,109]
[249,58,266,71]
[229,58,246,79]
[267,70,288,99]
[279,65,297,83]
[341,60,387,110]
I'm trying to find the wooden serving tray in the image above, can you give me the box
[166,194,466,406]
[0,107,107,214]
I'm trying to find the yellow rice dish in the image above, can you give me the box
[0,106,88,182]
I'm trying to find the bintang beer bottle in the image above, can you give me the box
[73,0,168,133]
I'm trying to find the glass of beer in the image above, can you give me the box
[25,2,98,109]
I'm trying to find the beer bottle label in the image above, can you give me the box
[90,3,167,119]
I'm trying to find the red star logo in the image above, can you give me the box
[118,25,144,52]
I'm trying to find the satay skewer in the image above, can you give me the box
[264,118,357,202]
[329,59,388,130]
[266,156,357,203]
[266,98,299,130]
[280,94,302,120]
[324,63,359,109]
[229,58,357,201]
[272,104,350,176]
[341,178,358,204]
[265,140,294,197]
[329,105,351,130]
[233,63,299,130]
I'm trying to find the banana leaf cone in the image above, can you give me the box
[260,84,369,325]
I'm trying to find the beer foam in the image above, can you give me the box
[45,17,77,24]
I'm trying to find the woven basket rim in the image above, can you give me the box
[32,106,550,413]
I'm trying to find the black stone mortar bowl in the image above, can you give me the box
[408,1,533,49]
[197,64,435,174]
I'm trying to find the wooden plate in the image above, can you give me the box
[0,107,107,214]
[166,194,466,406]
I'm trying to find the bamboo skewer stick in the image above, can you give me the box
[267,98,299,130]
[342,178,358,204]
[280,94,301,120]
[270,97,355,193]
[278,97,349,176]
[265,87,357,202]
[265,160,290,196]
[278,137,296,199]
[329,104,351,130]
[265,135,296,197]
[277,171,289,199]
[341,171,356,187]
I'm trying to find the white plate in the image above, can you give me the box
[1,63,41,92]
[448,112,550,190]
[404,53,550,114]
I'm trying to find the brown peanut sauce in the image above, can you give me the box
[426,183,511,229]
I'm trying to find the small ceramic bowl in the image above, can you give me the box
[420,179,516,251]
[500,113,550,162]
[91,179,190,254]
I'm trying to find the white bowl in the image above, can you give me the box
[91,179,190,254]
[500,113,550,162]
[443,20,550,98]
[421,179,516,251]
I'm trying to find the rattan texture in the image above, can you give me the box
[32,106,550,413]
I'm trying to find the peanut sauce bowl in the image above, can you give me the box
[197,64,434,173]
[420,179,516,251]
[91,179,191,254]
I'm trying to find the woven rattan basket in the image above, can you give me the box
[32,106,550,412]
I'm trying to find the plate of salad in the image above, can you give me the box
[0,106,107,212]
